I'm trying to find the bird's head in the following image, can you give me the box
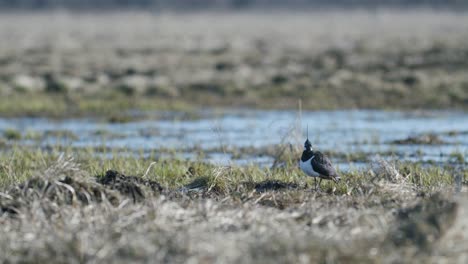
[304,138,312,151]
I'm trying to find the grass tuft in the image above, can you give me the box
[3,128,21,141]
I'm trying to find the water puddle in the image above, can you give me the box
[0,110,467,169]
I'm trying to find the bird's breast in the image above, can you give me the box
[300,157,319,177]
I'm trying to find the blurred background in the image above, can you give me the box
[1,0,467,10]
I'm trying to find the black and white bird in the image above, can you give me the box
[300,128,340,190]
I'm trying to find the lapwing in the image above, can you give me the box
[300,127,340,190]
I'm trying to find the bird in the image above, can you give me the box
[299,126,340,190]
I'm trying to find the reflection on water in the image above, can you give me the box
[0,110,467,169]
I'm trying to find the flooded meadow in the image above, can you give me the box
[1,110,466,169]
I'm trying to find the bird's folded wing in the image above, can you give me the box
[311,152,337,177]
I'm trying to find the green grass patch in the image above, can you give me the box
[0,146,464,193]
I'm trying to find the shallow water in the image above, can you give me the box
[0,110,467,169]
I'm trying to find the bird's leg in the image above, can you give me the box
[314,178,317,191]
[318,178,322,191]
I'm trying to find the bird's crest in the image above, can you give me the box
[304,124,312,150]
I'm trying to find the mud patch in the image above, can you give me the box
[96,170,163,202]
[391,134,445,145]
[254,180,299,192]
[388,193,458,249]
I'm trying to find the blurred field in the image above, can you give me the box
[0,10,468,116]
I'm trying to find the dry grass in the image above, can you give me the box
[0,151,467,263]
